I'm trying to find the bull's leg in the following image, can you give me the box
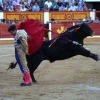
[30,71,38,84]
[89,53,100,61]
[69,44,100,61]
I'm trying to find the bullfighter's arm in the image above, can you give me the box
[17,31,29,54]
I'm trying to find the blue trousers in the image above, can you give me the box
[15,53,24,73]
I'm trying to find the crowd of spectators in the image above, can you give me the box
[0,0,100,24]
[0,0,89,12]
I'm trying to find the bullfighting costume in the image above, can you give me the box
[14,29,31,86]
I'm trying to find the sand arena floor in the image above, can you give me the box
[0,42,100,100]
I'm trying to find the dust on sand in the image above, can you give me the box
[0,42,100,100]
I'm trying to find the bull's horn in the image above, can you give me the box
[85,20,93,24]
[77,20,93,25]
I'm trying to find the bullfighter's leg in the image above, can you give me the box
[16,49,31,86]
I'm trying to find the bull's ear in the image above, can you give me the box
[77,21,83,26]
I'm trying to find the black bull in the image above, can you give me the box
[25,23,100,83]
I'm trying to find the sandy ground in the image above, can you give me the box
[0,42,100,100]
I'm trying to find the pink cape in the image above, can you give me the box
[17,19,44,55]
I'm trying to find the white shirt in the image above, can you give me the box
[68,5,77,11]
[44,1,52,8]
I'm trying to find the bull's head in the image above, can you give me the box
[65,21,95,43]
[77,20,95,37]
[67,21,94,38]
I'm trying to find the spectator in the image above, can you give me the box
[74,0,79,4]
[69,0,74,7]
[52,0,57,8]
[38,0,45,10]
[42,4,50,11]
[49,5,54,11]
[25,2,31,11]
[93,17,100,22]
[68,2,77,11]
[44,0,52,9]
[3,3,9,11]
[6,2,14,11]
[50,18,56,24]
[30,0,36,7]
[12,0,19,6]
[83,3,88,11]
[57,0,62,7]
[59,3,65,11]
[31,2,40,11]
[14,4,21,12]
[0,3,3,11]
[77,2,83,11]
[53,5,59,11]
[20,4,27,11]
[6,0,12,5]
[64,3,69,11]
[6,18,11,24]
[79,0,85,7]
[63,0,69,7]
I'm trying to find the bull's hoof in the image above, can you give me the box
[20,83,32,86]
[97,57,100,61]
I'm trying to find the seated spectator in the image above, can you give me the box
[30,0,36,7]
[42,4,49,11]
[31,2,40,11]
[14,4,21,12]
[38,0,46,11]
[59,3,65,11]
[2,19,6,24]
[74,0,80,4]
[54,5,59,11]
[6,0,12,5]
[52,0,57,8]
[25,2,32,11]
[49,5,54,11]
[83,3,88,11]
[6,18,11,24]
[12,0,19,6]
[6,2,14,11]
[3,3,9,11]
[44,0,52,9]
[50,18,56,24]
[93,17,100,22]
[77,2,83,11]
[68,2,77,11]
[0,3,3,11]
[79,0,85,7]
[20,4,27,11]
[63,0,69,7]
[64,4,69,11]
[57,0,63,7]
[69,0,73,7]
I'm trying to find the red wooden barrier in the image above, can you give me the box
[0,22,100,39]
[0,24,49,38]
[51,22,100,39]
[0,24,13,38]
